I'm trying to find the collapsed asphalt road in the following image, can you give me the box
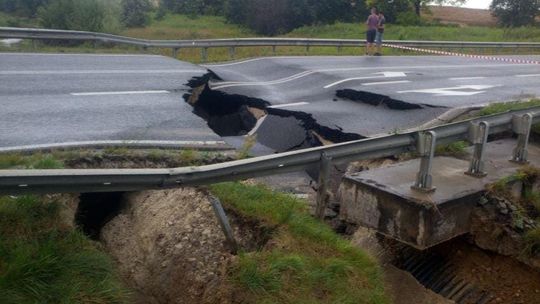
[184,55,540,153]
[204,55,540,139]
[2,53,539,154]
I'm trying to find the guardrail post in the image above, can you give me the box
[305,44,310,54]
[465,121,489,177]
[272,45,277,56]
[315,152,332,219]
[412,131,437,193]
[209,195,238,254]
[172,48,179,58]
[201,47,208,62]
[337,45,342,53]
[510,113,533,164]
[229,46,235,60]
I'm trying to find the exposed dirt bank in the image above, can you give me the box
[99,188,257,304]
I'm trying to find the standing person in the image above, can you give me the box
[365,8,379,56]
[375,11,386,56]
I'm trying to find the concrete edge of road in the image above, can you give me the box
[0,140,235,154]
[371,107,481,138]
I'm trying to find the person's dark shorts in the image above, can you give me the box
[366,29,376,44]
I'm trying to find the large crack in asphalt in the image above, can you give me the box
[183,72,365,153]
[336,89,447,110]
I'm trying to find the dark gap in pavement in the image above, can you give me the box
[76,192,126,240]
[183,72,365,153]
[336,89,447,110]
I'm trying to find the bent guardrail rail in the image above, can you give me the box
[2,106,540,219]
[2,27,540,61]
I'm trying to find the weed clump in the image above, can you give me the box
[211,182,388,304]
[0,195,129,303]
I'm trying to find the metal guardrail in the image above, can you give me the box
[1,106,540,218]
[2,27,540,61]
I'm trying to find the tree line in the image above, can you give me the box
[1,0,538,35]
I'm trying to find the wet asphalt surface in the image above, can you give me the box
[0,53,221,148]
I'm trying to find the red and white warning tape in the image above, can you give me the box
[383,43,540,65]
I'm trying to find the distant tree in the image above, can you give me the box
[491,0,539,26]
[366,0,410,23]
[38,0,106,32]
[0,0,49,17]
[225,0,363,35]
[121,0,151,27]
[410,0,466,16]
[161,0,224,16]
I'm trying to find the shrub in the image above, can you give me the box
[38,0,106,32]
[395,11,424,26]
[121,0,151,28]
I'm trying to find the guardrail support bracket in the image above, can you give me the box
[465,121,489,177]
[172,48,179,58]
[412,131,437,193]
[315,153,332,219]
[510,113,533,164]
[209,195,238,254]
[229,47,236,59]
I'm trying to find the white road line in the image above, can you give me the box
[268,102,310,109]
[211,71,315,89]
[248,115,268,136]
[450,77,486,80]
[324,76,397,88]
[362,80,411,86]
[209,63,531,90]
[516,74,540,77]
[71,90,170,96]
[204,56,305,67]
[0,70,204,75]
[212,70,313,86]
[0,52,163,57]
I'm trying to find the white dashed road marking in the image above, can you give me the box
[362,80,411,86]
[450,77,486,80]
[71,90,170,96]
[268,102,310,109]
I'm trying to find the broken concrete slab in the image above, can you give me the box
[338,139,540,250]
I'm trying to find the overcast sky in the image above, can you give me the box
[459,0,490,9]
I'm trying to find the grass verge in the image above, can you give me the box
[0,148,231,170]
[0,195,129,303]
[211,182,388,304]
[0,152,129,303]
[2,14,540,63]
[487,166,540,257]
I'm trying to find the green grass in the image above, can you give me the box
[0,12,37,27]
[3,13,540,63]
[122,14,254,40]
[435,141,469,158]
[211,182,388,304]
[0,148,229,170]
[476,99,540,116]
[288,23,540,42]
[0,153,128,302]
[524,226,540,256]
[0,195,129,304]
[0,153,64,170]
